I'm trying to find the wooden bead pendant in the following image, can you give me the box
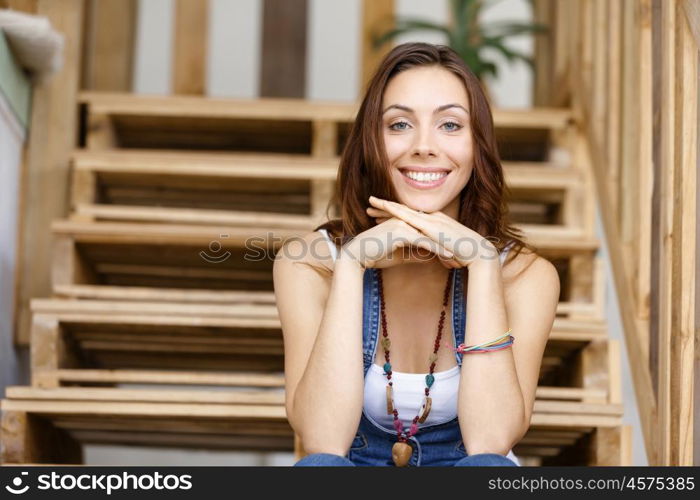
[377,268,454,467]
[392,441,413,467]
[417,396,432,424]
[386,384,394,414]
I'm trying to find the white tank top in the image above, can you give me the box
[317,228,520,465]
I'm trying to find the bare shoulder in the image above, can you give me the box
[501,249,560,295]
[273,229,336,280]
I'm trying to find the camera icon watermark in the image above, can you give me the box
[200,234,232,263]
[5,471,29,495]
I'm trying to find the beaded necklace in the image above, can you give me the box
[376,267,455,467]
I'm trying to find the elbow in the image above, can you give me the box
[302,440,350,457]
[285,395,353,457]
[464,419,528,457]
[464,440,513,457]
[286,393,301,438]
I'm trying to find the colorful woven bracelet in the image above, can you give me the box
[456,337,514,354]
[448,329,514,354]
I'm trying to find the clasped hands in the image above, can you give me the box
[366,195,498,269]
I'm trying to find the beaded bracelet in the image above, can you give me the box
[447,329,514,354]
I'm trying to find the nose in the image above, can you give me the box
[411,125,438,158]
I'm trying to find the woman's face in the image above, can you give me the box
[381,65,474,218]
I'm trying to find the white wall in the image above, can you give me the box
[133,0,174,94]
[0,92,30,393]
[132,0,533,108]
[208,0,263,98]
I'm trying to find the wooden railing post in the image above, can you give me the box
[15,0,85,345]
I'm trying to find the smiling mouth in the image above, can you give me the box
[399,169,451,185]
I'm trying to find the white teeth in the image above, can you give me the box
[404,171,447,182]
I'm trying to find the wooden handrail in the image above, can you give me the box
[535,0,698,465]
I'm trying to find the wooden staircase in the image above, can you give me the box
[1,91,631,466]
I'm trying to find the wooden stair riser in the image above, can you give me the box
[80,93,574,164]
[50,222,602,317]
[1,387,623,465]
[28,303,615,405]
[70,151,585,229]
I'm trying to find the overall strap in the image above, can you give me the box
[361,268,379,376]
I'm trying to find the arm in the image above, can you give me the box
[273,234,365,455]
[457,250,560,455]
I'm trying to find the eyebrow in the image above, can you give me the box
[382,103,469,115]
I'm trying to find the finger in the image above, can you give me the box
[369,196,435,237]
[366,207,391,217]
[371,197,460,259]
[438,254,461,268]
[399,224,456,261]
[401,234,454,261]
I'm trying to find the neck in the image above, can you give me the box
[383,257,454,289]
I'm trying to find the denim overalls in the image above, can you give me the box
[293,236,520,467]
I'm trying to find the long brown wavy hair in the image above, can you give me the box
[315,42,537,281]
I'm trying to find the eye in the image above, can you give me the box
[441,121,462,132]
[387,120,463,132]
[388,120,409,131]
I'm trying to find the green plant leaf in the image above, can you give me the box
[481,39,535,69]
[482,60,499,79]
[393,18,451,33]
[472,58,498,80]
[371,18,450,49]
[482,21,549,39]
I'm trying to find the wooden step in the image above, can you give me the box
[78,91,572,128]
[29,299,617,404]
[35,368,603,401]
[53,284,276,304]
[29,299,286,380]
[51,255,604,323]
[79,92,573,162]
[71,189,570,228]
[72,149,339,179]
[6,386,285,405]
[49,220,600,303]
[31,298,280,318]
[51,220,287,292]
[73,150,577,183]
[0,393,294,463]
[0,385,622,464]
[4,386,619,412]
[73,205,319,229]
[52,276,603,321]
[80,92,573,128]
[79,91,357,121]
[50,220,599,260]
[36,369,285,388]
[70,150,581,227]
[52,219,299,244]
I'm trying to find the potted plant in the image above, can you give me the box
[372,0,548,87]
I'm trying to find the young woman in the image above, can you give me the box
[273,42,560,467]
